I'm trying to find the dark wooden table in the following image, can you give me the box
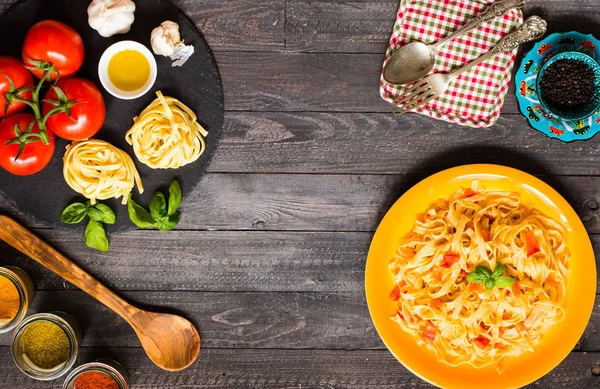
[1,0,600,387]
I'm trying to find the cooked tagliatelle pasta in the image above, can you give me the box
[389,182,569,373]
[63,139,144,205]
[125,90,208,169]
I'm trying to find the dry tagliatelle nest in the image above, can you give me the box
[125,90,208,169]
[63,139,144,204]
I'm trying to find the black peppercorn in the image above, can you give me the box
[539,59,596,117]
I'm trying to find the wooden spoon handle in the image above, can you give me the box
[0,215,138,320]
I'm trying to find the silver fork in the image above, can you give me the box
[394,15,547,115]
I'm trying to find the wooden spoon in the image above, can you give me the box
[0,215,200,371]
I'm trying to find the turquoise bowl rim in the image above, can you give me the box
[536,51,600,121]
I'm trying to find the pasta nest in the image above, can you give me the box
[63,139,143,205]
[125,91,209,169]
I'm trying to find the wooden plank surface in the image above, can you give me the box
[0,347,599,388]
[286,0,398,53]
[210,113,600,175]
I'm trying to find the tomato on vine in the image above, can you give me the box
[43,78,106,141]
[0,56,33,118]
[0,113,55,176]
[22,20,84,81]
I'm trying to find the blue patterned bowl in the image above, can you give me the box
[536,51,600,121]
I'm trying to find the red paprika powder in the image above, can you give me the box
[74,371,119,389]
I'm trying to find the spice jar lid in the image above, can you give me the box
[10,312,80,380]
[0,266,34,334]
[62,359,129,389]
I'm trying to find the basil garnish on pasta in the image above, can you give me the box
[467,263,516,290]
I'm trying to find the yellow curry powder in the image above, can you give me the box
[0,275,20,327]
[21,321,70,369]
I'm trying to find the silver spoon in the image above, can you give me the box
[383,0,529,86]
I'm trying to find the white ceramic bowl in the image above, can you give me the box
[98,40,157,100]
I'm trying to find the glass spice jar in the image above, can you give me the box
[0,266,34,334]
[10,312,81,380]
[62,359,129,389]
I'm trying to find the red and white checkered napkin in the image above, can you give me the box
[380,0,523,128]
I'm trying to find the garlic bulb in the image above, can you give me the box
[150,21,195,67]
[88,0,136,38]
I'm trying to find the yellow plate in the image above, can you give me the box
[365,164,596,389]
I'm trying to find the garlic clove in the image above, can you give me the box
[88,0,136,38]
[150,20,195,67]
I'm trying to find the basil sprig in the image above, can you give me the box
[128,180,182,231]
[61,201,115,252]
[466,263,516,290]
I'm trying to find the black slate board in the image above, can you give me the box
[0,0,223,232]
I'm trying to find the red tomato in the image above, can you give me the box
[389,285,400,301]
[423,321,437,340]
[430,298,442,309]
[22,20,84,81]
[511,281,521,297]
[440,253,460,268]
[525,230,540,257]
[0,56,33,118]
[463,188,477,197]
[0,113,55,175]
[42,78,105,140]
[481,228,490,242]
[474,336,490,349]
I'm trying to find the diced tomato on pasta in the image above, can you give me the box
[474,336,490,349]
[525,230,540,256]
[470,282,484,292]
[431,298,442,309]
[389,285,400,301]
[545,275,560,286]
[423,321,437,340]
[433,270,443,283]
[440,253,460,268]
[511,281,521,297]
[464,188,477,197]
[481,229,490,242]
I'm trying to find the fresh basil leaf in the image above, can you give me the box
[93,203,116,224]
[61,203,88,224]
[156,212,180,231]
[168,180,182,216]
[477,266,492,279]
[484,279,496,290]
[495,276,516,288]
[167,212,180,230]
[492,263,504,279]
[127,199,157,229]
[466,272,487,283]
[86,207,103,222]
[150,192,167,221]
[85,220,109,252]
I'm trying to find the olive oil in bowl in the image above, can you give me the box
[98,41,157,100]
